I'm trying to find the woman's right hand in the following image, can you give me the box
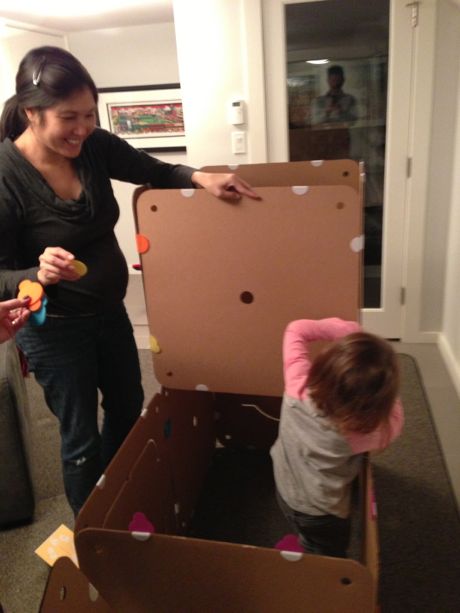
[37,247,81,286]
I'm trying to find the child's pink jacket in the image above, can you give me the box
[283,318,404,454]
[270,318,404,517]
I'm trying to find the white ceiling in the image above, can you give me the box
[0,1,174,32]
[1,1,459,36]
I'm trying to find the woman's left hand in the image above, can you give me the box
[191,171,260,201]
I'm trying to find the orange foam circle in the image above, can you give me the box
[17,279,44,307]
[29,298,43,312]
[136,234,150,254]
[72,260,88,277]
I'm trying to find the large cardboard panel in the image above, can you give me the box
[76,529,375,613]
[39,557,111,613]
[135,185,362,396]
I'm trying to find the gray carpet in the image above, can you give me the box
[0,352,459,613]
[373,355,460,612]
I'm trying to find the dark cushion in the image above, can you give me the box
[0,340,34,527]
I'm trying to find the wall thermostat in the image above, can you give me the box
[229,100,245,125]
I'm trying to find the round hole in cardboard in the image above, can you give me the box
[240,291,254,304]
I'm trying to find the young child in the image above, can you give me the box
[270,317,404,558]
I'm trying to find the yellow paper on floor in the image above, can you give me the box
[35,524,78,567]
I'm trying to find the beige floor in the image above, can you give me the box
[125,274,460,512]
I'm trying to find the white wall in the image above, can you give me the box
[421,0,460,331]
[439,32,460,397]
[0,24,65,103]
[67,22,188,273]
[172,0,267,168]
[66,23,180,88]
[426,0,460,397]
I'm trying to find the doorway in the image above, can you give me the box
[262,0,415,338]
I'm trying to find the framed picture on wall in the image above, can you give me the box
[97,83,186,152]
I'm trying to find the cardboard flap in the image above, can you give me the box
[201,159,363,191]
[76,529,375,613]
[102,439,177,534]
[134,185,362,396]
[76,389,215,535]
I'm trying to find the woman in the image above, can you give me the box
[0,45,258,515]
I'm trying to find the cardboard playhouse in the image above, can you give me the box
[40,159,381,613]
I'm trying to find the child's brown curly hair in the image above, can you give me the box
[307,332,400,434]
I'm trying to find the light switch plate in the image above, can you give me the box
[231,131,246,154]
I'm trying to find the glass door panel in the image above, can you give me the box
[285,0,389,308]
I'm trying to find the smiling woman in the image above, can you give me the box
[0,44,259,518]
[20,87,99,198]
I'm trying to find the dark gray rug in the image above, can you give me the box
[373,355,460,613]
[1,352,459,613]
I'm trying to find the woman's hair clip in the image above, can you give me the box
[32,57,46,87]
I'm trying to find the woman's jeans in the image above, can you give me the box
[16,303,144,516]
[276,490,350,558]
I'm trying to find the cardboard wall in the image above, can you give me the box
[75,529,374,613]
[75,388,216,536]
[72,386,378,613]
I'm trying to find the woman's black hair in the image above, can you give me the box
[0,46,98,141]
